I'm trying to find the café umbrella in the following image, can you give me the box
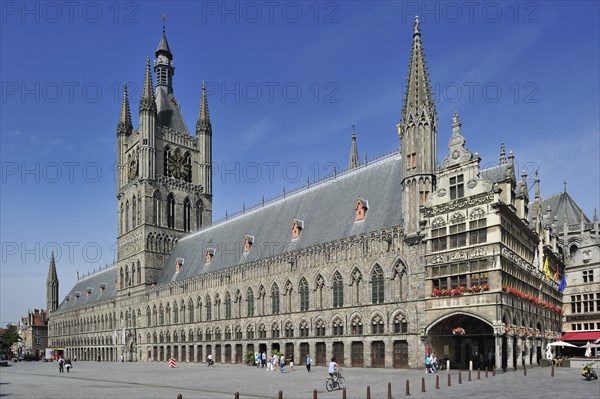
[547,341,578,347]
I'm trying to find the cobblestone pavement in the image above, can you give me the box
[1,360,599,399]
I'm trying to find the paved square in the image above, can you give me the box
[1,361,599,398]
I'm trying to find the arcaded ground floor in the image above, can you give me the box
[2,358,599,399]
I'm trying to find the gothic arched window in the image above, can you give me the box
[271,283,280,315]
[183,198,191,232]
[166,193,175,229]
[371,265,385,304]
[299,278,309,311]
[332,272,344,308]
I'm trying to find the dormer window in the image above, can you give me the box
[205,248,215,264]
[86,287,93,297]
[176,258,184,273]
[244,235,254,253]
[292,219,304,239]
[65,295,71,303]
[100,284,106,293]
[355,199,368,221]
[74,292,81,300]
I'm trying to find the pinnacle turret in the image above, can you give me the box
[46,251,59,312]
[348,127,359,170]
[140,58,156,114]
[117,83,132,135]
[196,81,212,132]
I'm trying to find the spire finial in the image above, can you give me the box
[414,15,421,36]
[162,15,166,33]
[563,180,567,192]
[499,143,506,165]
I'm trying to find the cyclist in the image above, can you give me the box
[328,357,341,383]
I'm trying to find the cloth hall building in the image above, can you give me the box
[48,18,598,370]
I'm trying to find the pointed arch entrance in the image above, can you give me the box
[426,313,494,369]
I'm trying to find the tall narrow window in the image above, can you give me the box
[247,288,255,317]
[184,152,192,183]
[164,146,172,177]
[132,196,136,227]
[183,198,191,232]
[153,192,161,226]
[205,295,212,321]
[195,201,203,230]
[167,193,175,229]
[299,278,309,311]
[450,175,464,200]
[225,292,232,319]
[271,284,280,314]
[332,272,344,308]
[371,265,385,304]
[125,201,130,232]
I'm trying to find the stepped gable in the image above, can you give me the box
[157,152,403,283]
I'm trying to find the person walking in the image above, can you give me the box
[120,354,124,363]
[65,358,72,372]
[280,354,286,373]
[306,354,312,372]
[425,354,432,373]
[58,357,64,373]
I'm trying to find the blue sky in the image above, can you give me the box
[1,1,598,325]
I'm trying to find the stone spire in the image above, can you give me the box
[140,58,156,114]
[117,83,132,136]
[46,251,59,313]
[348,126,359,170]
[398,16,438,240]
[398,15,437,135]
[196,80,213,198]
[196,81,212,132]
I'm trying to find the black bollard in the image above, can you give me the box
[367,386,371,399]
[421,377,426,393]
[468,369,472,382]
[388,382,393,399]
[435,374,440,389]
[278,390,283,399]
[458,371,462,384]
[524,365,527,376]
[551,366,555,377]
[447,373,451,387]
[234,393,239,399]
[406,379,411,396]
[477,368,481,380]
[342,388,347,399]
[313,389,317,399]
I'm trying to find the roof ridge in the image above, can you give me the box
[181,149,401,242]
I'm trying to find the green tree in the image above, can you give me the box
[0,325,22,350]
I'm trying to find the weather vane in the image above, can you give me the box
[162,15,167,33]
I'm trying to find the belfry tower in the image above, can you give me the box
[115,21,213,294]
[398,16,438,241]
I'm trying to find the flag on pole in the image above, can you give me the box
[533,249,539,270]
[558,274,567,293]
[112,329,117,346]
[542,256,551,279]
[121,327,126,345]
[554,264,559,281]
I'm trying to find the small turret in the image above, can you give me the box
[348,126,359,171]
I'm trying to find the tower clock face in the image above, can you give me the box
[168,152,190,180]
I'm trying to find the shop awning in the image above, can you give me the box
[557,331,600,342]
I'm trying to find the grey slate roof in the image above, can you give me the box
[157,153,403,283]
[156,86,190,134]
[55,265,117,313]
[480,164,511,185]
[156,33,172,58]
[529,191,591,226]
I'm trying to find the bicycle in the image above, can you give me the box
[325,369,345,391]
